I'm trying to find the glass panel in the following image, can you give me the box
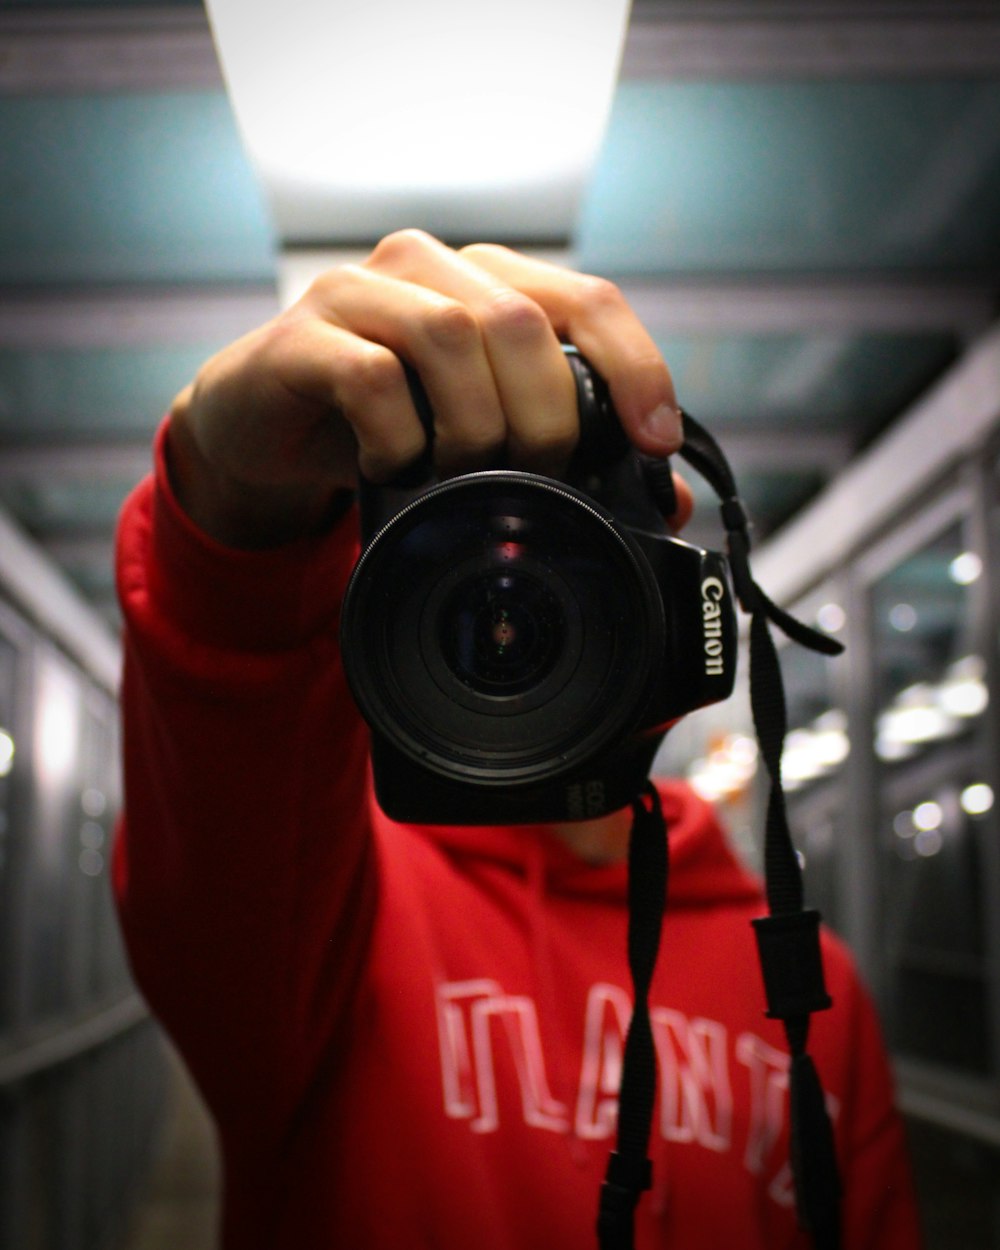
[0,632,17,1031]
[881,754,992,1073]
[78,696,129,999]
[907,1118,1000,1249]
[785,781,842,932]
[24,650,85,1023]
[871,521,992,1074]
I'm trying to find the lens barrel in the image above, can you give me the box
[341,471,665,789]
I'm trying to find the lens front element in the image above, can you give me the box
[341,472,665,788]
[439,565,564,697]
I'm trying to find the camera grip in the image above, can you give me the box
[388,345,629,486]
[562,345,630,471]
[357,346,672,540]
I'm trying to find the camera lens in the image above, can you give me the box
[340,472,664,788]
[439,566,562,696]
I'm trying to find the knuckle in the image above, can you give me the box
[302,272,335,306]
[349,342,407,402]
[479,289,550,342]
[421,299,480,353]
[458,241,506,267]
[299,263,355,308]
[575,273,626,315]
[367,227,436,270]
[253,313,306,373]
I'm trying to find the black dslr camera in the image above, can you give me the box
[340,348,737,824]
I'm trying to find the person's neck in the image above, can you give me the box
[551,805,632,864]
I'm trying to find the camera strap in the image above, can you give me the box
[597,780,667,1247]
[597,413,845,1250]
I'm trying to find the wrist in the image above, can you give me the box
[140,420,361,655]
[165,401,352,550]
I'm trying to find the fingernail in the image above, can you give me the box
[640,401,683,449]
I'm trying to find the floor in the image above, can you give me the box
[119,1046,221,1250]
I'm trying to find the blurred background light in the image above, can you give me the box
[960,782,994,816]
[948,550,983,585]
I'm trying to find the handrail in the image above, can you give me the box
[0,994,150,1087]
[896,1059,1000,1149]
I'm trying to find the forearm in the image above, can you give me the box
[113,432,373,1127]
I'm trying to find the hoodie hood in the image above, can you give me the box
[379,778,762,909]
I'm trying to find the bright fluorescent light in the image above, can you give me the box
[912,800,942,832]
[961,783,994,816]
[938,655,989,718]
[776,710,850,792]
[815,602,846,634]
[35,670,77,785]
[204,0,632,242]
[687,733,758,803]
[877,703,955,749]
[948,551,982,585]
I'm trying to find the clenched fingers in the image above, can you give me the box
[458,242,682,457]
[361,230,579,474]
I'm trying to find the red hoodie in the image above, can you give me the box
[113,427,921,1249]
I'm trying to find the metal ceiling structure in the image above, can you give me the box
[1,0,999,640]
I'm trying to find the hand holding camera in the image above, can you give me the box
[163,230,730,825]
[164,229,688,549]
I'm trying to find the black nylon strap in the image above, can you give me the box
[745,611,842,1244]
[597,783,667,1250]
[679,412,844,1247]
[596,412,844,1250]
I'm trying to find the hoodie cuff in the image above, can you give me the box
[146,419,361,654]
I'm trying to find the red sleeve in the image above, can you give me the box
[113,422,375,1140]
[828,951,924,1248]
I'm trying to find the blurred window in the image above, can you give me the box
[870,520,992,1075]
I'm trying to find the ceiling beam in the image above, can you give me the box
[0,9,222,95]
[0,441,152,483]
[0,277,992,351]
[618,277,997,339]
[0,284,279,350]
[623,2,1000,80]
[3,4,1000,97]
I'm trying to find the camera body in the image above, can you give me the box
[340,349,737,824]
